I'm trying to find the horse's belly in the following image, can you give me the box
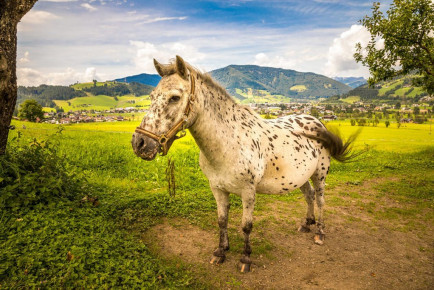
[256,160,317,194]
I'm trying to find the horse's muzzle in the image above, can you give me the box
[131,133,160,161]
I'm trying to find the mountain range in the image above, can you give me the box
[209,65,351,100]
[114,73,161,87]
[115,65,352,101]
[332,77,367,88]
[17,65,379,110]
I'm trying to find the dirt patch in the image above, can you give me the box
[142,178,433,289]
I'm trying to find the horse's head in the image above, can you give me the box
[132,55,196,160]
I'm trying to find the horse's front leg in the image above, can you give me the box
[239,192,255,273]
[210,187,230,265]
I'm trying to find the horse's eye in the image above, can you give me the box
[169,96,181,103]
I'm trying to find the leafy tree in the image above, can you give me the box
[413,106,420,114]
[310,108,319,118]
[264,113,273,119]
[19,99,44,122]
[395,102,401,109]
[357,119,367,126]
[55,106,64,113]
[385,120,390,127]
[355,0,434,95]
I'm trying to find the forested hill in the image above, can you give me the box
[17,85,86,108]
[17,82,154,108]
[209,65,352,100]
[326,74,429,103]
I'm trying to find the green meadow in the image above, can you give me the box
[1,118,433,288]
[235,88,292,104]
[52,94,151,112]
[340,95,360,104]
[71,81,117,90]
[378,79,425,98]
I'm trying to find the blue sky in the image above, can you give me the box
[17,0,392,86]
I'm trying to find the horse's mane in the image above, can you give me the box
[167,59,237,105]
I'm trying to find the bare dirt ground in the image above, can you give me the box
[142,178,434,289]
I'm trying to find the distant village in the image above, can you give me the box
[36,100,431,125]
[41,107,146,124]
[250,101,430,122]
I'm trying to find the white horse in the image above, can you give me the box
[132,56,359,273]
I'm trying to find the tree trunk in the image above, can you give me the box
[0,0,38,155]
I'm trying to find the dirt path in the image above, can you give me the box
[142,178,434,289]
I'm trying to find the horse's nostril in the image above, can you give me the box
[138,137,145,148]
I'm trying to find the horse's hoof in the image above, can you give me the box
[298,225,311,233]
[239,263,251,273]
[210,255,225,265]
[314,233,325,245]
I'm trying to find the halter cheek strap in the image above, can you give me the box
[135,73,196,156]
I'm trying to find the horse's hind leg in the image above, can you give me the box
[239,191,255,273]
[312,172,327,245]
[210,187,230,265]
[298,181,316,233]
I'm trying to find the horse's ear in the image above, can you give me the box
[175,55,188,80]
[154,59,165,77]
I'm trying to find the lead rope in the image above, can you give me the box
[166,71,194,197]
[166,157,176,197]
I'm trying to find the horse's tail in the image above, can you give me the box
[303,127,364,162]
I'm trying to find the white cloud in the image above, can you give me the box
[17,67,101,86]
[324,24,371,77]
[20,10,59,25]
[81,3,98,12]
[253,52,297,69]
[84,67,98,80]
[129,41,206,73]
[140,16,187,24]
[19,51,30,64]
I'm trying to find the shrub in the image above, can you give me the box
[414,116,425,124]
[357,118,367,126]
[0,135,89,210]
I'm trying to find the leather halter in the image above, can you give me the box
[135,73,196,156]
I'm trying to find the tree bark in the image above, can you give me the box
[0,0,38,155]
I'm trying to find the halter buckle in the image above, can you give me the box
[159,134,168,145]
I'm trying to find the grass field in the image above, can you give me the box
[378,79,425,98]
[236,88,292,104]
[52,94,151,112]
[290,85,307,92]
[340,95,360,104]
[71,81,117,90]
[1,117,433,288]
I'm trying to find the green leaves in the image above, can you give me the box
[0,136,88,210]
[18,99,44,122]
[355,0,434,94]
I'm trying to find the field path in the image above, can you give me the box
[142,177,433,289]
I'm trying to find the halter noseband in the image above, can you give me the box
[135,73,196,156]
